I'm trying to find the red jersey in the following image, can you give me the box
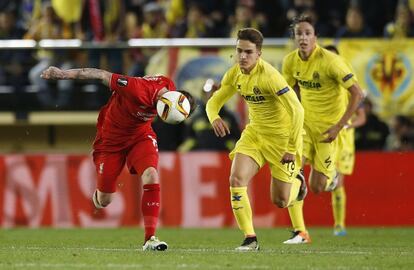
[93,73,176,152]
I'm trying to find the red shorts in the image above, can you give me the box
[92,134,159,193]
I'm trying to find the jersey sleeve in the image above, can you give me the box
[110,74,175,106]
[206,70,237,124]
[282,55,296,88]
[267,71,304,154]
[328,57,358,90]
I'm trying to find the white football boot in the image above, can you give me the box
[142,236,168,251]
[283,231,312,244]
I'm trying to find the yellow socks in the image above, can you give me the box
[332,186,346,228]
[287,177,301,207]
[288,200,306,232]
[230,179,303,236]
[230,186,255,236]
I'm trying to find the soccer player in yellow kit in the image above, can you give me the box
[324,45,366,236]
[282,15,363,243]
[206,28,306,251]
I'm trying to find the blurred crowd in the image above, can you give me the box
[0,0,413,151]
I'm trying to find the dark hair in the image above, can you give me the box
[324,45,339,55]
[289,14,317,38]
[237,28,264,50]
[178,90,197,116]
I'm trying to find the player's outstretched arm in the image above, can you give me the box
[40,66,112,87]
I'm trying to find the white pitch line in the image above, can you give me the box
[4,246,137,252]
[0,263,270,269]
[1,246,412,256]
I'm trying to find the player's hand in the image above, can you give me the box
[281,152,295,164]
[320,124,341,143]
[212,118,230,137]
[40,66,65,80]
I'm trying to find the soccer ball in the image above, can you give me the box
[156,91,191,124]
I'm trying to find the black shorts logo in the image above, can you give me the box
[325,156,332,168]
[117,78,128,87]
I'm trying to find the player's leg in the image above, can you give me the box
[92,151,126,208]
[269,164,301,208]
[332,129,354,235]
[309,139,339,194]
[228,127,264,251]
[140,167,161,242]
[271,172,311,244]
[272,166,310,244]
[284,162,310,244]
[270,178,299,208]
[284,200,311,244]
[283,133,312,243]
[92,190,111,209]
[282,157,310,244]
[263,136,310,244]
[297,130,314,200]
[140,166,168,251]
[296,165,308,201]
[332,174,347,236]
[309,169,331,193]
[230,153,260,251]
[127,133,167,251]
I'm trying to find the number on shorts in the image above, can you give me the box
[286,162,295,177]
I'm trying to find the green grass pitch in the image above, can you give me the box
[1,228,413,269]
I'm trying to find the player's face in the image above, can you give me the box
[236,39,261,74]
[294,22,317,56]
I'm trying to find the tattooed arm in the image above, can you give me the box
[40,66,112,87]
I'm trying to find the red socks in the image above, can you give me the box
[141,184,160,241]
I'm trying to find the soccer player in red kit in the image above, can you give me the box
[40,66,195,251]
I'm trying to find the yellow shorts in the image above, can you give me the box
[336,128,355,175]
[229,125,301,183]
[303,124,338,178]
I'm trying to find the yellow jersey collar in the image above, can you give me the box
[297,44,320,62]
[240,58,262,75]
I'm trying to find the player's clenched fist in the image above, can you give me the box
[40,66,65,80]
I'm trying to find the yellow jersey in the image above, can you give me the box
[206,58,304,154]
[282,45,357,128]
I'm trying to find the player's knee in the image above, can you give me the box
[229,174,245,187]
[99,198,111,207]
[272,195,289,208]
[141,167,159,185]
[97,192,113,207]
[310,181,324,194]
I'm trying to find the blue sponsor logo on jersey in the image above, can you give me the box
[277,87,290,96]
